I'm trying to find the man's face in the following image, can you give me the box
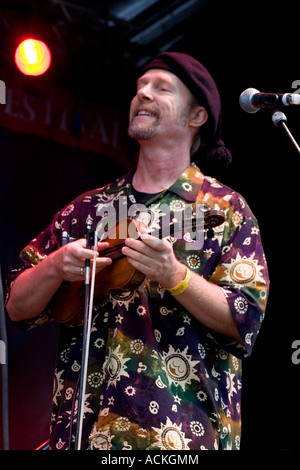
[128,69,197,143]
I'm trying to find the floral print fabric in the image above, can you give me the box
[6,164,269,450]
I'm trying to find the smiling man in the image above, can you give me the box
[129,68,204,144]
[6,52,269,450]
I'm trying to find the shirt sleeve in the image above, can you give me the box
[207,194,269,358]
[5,208,68,330]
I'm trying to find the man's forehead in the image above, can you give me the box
[137,68,194,98]
[137,68,180,84]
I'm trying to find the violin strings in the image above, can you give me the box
[99,218,206,258]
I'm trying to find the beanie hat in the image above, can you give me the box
[142,52,232,169]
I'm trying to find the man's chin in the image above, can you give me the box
[128,126,157,141]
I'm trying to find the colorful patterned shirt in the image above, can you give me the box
[6,164,269,450]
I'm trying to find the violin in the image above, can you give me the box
[50,210,225,325]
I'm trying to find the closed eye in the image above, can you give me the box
[136,75,174,94]
[159,87,171,92]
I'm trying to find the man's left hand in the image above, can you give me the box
[121,228,186,289]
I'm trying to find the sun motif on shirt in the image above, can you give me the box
[160,345,200,391]
[224,369,237,403]
[53,369,64,406]
[220,252,266,289]
[66,393,93,427]
[152,417,192,450]
[109,290,139,310]
[103,344,130,388]
[89,426,115,450]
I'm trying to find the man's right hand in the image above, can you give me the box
[50,239,112,282]
[6,239,112,322]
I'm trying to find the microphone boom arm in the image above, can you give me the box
[272,110,300,156]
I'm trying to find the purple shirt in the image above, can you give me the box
[6,164,269,450]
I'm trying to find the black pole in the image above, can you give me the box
[272,110,300,156]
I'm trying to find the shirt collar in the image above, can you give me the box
[167,164,205,202]
[105,167,135,194]
[105,163,205,202]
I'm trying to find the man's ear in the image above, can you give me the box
[189,106,208,129]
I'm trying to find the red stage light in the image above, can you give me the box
[14,38,51,76]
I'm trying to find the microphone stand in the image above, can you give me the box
[271,110,300,156]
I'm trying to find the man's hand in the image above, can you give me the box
[49,239,113,282]
[121,228,242,342]
[121,228,186,289]
[6,239,112,322]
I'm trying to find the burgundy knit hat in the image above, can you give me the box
[142,52,232,168]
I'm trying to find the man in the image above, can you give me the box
[6,52,269,450]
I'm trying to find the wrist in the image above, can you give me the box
[47,250,65,281]
[166,266,191,296]
[162,263,186,289]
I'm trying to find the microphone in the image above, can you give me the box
[239,88,300,113]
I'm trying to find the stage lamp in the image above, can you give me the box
[14,38,51,76]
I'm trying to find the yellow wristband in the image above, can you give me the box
[167,267,191,296]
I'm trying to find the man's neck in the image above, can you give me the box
[132,145,191,193]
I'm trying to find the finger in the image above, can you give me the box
[125,255,154,277]
[60,261,86,281]
[126,235,170,253]
[138,226,152,235]
[97,241,110,252]
[67,240,99,260]
[123,238,155,258]
[70,256,112,280]
[122,245,153,267]
[94,257,112,268]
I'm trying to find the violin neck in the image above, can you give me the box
[151,217,199,239]
[62,210,224,261]
[99,217,198,259]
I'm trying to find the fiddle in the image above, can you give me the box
[50,210,225,325]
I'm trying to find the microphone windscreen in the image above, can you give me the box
[239,88,260,114]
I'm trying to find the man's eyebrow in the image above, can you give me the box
[136,75,173,87]
[136,76,147,86]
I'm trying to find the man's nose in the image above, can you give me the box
[137,83,153,101]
